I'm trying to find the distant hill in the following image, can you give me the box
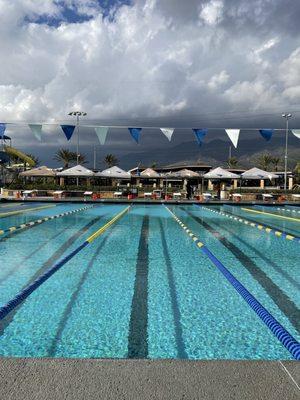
[118,135,300,169]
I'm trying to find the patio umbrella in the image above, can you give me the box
[172,169,200,178]
[57,165,94,177]
[241,167,278,180]
[96,166,131,179]
[140,168,160,178]
[20,166,56,177]
[203,167,240,179]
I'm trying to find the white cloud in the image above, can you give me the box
[0,0,299,137]
[199,0,224,25]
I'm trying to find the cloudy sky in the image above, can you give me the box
[0,0,299,166]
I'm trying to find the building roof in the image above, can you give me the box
[57,165,94,177]
[20,166,56,177]
[96,166,131,179]
[204,167,240,179]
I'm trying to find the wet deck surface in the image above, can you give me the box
[0,359,299,399]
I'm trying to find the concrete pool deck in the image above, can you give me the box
[0,359,299,399]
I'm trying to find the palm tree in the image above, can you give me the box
[104,154,118,168]
[227,157,238,168]
[53,148,74,169]
[70,152,87,165]
[26,154,40,167]
[256,152,273,171]
[271,156,281,172]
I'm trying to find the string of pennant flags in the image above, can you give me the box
[0,122,299,148]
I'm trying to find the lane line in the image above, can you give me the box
[202,206,300,243]
[0,204,55,218]
[241,207,300,223]
[0,206,130,323]
[0,205,93,237]
[165,206,300,360]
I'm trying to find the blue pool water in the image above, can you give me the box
[0,203,299,360]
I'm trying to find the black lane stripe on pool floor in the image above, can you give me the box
[181,208,300,334]
[128,215,149,359]
[159,220,188,359]
[48,234,111,356]
[0,216,103,336]
[204,210,300,292]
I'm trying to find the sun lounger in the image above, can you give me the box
[144,192,152,198]
[173,192,182,199]
[113,191,122,198]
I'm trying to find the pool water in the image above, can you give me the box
[0,203,299,359]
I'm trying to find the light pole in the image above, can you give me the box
[68,111,87,165]
[281,113,292,192]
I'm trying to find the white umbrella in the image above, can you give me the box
[20,166,56,177]
[172,169,200,178]
[204,167,240,179]
[57,165,94,177]
[241,167,278,180]
[96,166,131,179]
[140,168,160,178]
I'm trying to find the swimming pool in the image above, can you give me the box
[0,203,299,359]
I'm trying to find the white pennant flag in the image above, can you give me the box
[28,124,42,141]
[160,128,174,141]
[94,127,109,145]
[292,130,300,139]
[225,129,240,148]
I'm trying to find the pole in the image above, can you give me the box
[229,145,232,160]
[93,146,96,170]
[284,118,289,192]
[76,114,80,165]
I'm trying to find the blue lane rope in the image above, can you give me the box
[165,206,300,360]
[0,206,130,322]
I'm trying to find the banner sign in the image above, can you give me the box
[128,128,142,143]
[225,129,240,148]
[94,127,109,145]
[0,123,6,138]
[160,128,174,141]
[259,129,273,141]
[28,124,42,141]
[61,125,75,141]
[291,129,300,139]
[193,128,208,146]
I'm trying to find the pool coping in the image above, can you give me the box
[0,358,299,399]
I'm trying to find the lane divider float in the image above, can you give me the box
[165,205,300,360]
[241,207,300,223]
[276,207,300,214]
[0,204,55,218]
[0,205,94,236]
[201,206,300,243]
[0,205,130,321]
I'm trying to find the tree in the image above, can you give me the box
[53,149,74,169]
[271,156,281,172]
[104,154,118,168]
[26,154,40,167]
[71,152,87,165]
[256,152,273,171]
[227,157,238,168]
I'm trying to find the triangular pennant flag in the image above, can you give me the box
[292,130,300,139]
[225,129,240,148]
[128,128,142,143]
[259,129,273,141]
[94,127,109,145]
[28,124,42,141]
[61,125,75,141]
[193,128,208,146]
[0,123,6,138]
[160,128,174,141]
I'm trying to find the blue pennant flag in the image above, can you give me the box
[259,129,273,142]
[61,125,75,141]
[193,128,208,146]
[128,127,142,143]
[0,123,6,138]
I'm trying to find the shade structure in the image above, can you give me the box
[241,167,279,180]
[204,167,240,179]
[96,166,131,179]
[140,168,160,178]
[57,165,94,177]
[20,166,56,177]
[171,169,200,178]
